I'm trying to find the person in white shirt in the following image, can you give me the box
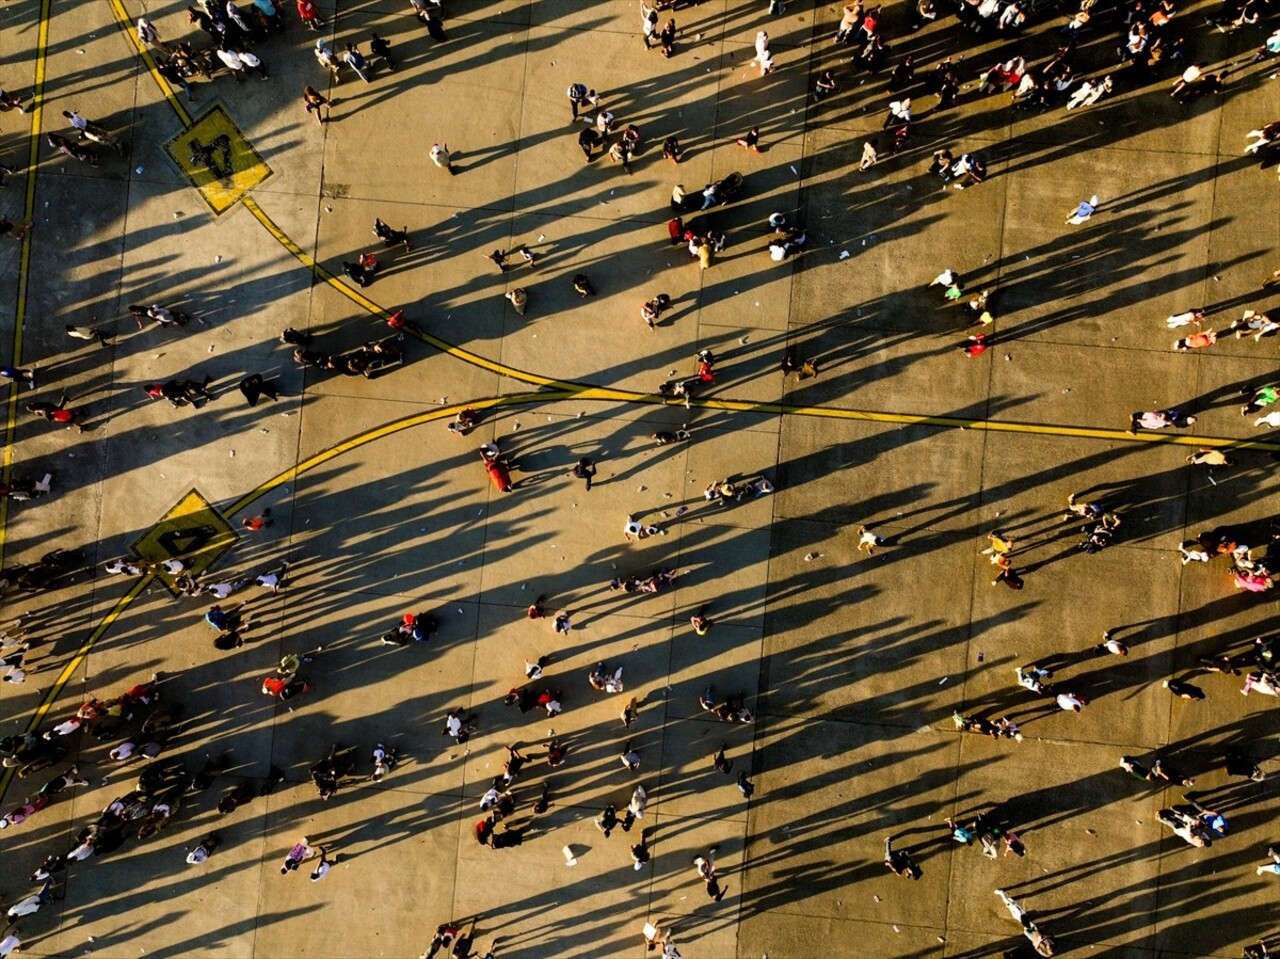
[215,46,248,81]
[0,926,20,957]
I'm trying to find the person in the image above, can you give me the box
[754,30,774,74]
[573,274,595,297]
[1256,847,1280,876]
[578,126,603,162]
[1095,630,1129,655]
[1186,448,1233,468]
[447,409,478,436]
[1166,309,1206,329]
[659,18,676,57]
[691,608,711,635]
[1173,329,1217,351]
[631,837,652,872]
[310,847,333,881]
[186,833,220,864]
[884,98,911,128]
[280,838,316,874]
[425,923,461,959]
[641,293,671,329]
[641,0,658,47]
[254,563,288,592]
[856,526,883,553]
[239,374,279,406]
[694,846,726,901]
[363,742,391,778]
[1065,195,1098,225]
[261,673,308,701]
[1015,664,1052,694]
[566,82,592,120]
[0,365,35,389]
[705,740,732,775]
[136,15,168,54]
[813,70,837,101]
[314,39,341,80]
[27,393,86,431]
[735,126,761,153]
[373,218,410,251]
[625,784,647,827]
[481,446,513,492]
[421,5,448,42]
[1056,691,1086,711]
[1128,409,1191,433]
[443,709,474,742]
[595,803,618,837]
[296,0,323,29]
[884,836,921,878]
[995,889,1056,956]
[1,642,29,684]
[506,288,528,315]
[36,766,88,798]
[430,143,455,175]
[859,139,878,171]
[546,740,566,768]
[663,136,682,163]
[370,33,395,70]
[1171,62,1207,98]
[1229,310,1279,340]
[234,47,269,80]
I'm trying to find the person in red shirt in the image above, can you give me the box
[261,675,308,700]
[26,394,86,432]
[480,447,513,492]
[296,0,322,29]
[960,334,989,357]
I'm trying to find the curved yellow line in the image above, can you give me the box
[240,197,581,391]
[6,0,1272,806]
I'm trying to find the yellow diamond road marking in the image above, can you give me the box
[131,488,239,593]
[163,105,271,216]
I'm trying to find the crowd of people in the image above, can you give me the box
[0,0,1278,954]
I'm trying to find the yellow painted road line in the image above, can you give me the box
[3,0,1250,814]
[106,0,193,126]
[223,391,575,517]
[0,383,1267,804]
[0,396,554,801]
[241,197,579,392]
[0,575,153,799]
[0,0,54,567]
[219,390,1277,526]
[664,398,1280,452]
[105,0,1273,457]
